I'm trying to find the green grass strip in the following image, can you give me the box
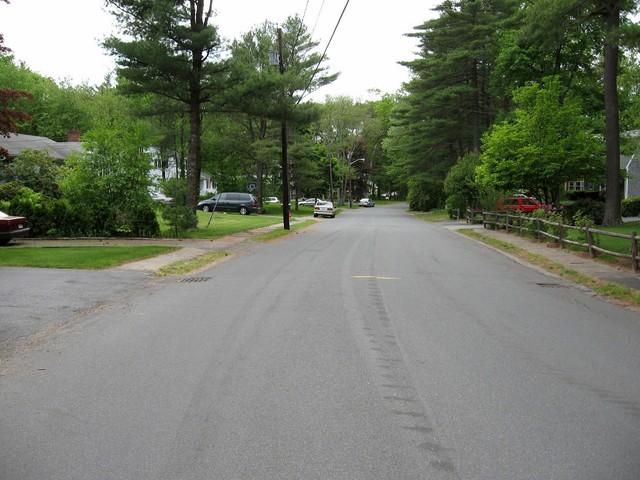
[0,246,178,269]
[155,251,230,277]
[411,209,450,222]
[253,220,316,242]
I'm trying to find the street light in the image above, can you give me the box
[348,158,365,208]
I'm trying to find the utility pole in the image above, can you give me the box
[277,28,290,230]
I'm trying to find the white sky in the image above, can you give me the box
[1,0,440,101]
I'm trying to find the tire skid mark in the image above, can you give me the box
[355,275,459,478]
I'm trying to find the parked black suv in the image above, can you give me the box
[197,192,259,215]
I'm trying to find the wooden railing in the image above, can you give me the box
[470,209,640,273]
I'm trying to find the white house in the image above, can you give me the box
[1,132,216,196]
[147,148,216,197]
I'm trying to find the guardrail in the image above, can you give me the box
[469,209,640,273]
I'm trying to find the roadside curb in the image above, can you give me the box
[444,221,640,291]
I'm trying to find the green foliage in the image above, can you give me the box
[0,54,102,140]
[565,190,605,202]
[564,199,605,225]
[1,149,62,198]
[103,0,232,209]
[398,0,520,175]
[60,119,159,237]
[407,175,445,212]
[2,186,82,237]
[477,77,604,204]
[444,152,484,212]
[0,180,23,201]
[569,210,597,245]
[622,197,640,217]
[523,208,547,239]
[161,178,196,237]
[0,53,33,143]
[546,210,564,238]
[445,194,466,219]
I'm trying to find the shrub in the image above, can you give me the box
[565,190,604,202]
[0,181,24,201]
[564,199,605,225]
[621,197,640,217]
[162,178,197,237]
[445,194,466,219]
[407,176,445,212]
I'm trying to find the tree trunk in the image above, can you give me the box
[186,99,202,212]
[602,1,622,226]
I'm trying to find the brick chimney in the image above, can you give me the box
[67,130,81,142]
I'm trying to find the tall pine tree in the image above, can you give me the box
[103,0,228,212]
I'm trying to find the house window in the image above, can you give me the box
[565,181,585,191]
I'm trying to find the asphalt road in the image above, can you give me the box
[1,204,639,479]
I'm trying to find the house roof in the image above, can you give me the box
[0,133,83,160]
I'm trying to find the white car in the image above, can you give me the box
[265,197,279,203]
[150,192,173,205]
[359,198,375,207]
[299,198,320,207]
[313,201,336,218]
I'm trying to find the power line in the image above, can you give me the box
[297,0,350,104]
[310,0,326,38]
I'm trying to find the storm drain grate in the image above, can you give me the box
[536,282,565,288]
[177,277,211,283]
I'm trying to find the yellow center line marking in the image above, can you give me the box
[352,275,401,280]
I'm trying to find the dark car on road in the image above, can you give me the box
[0,210,30,245]
[197,192,260,215]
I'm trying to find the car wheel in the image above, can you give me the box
[202,205,211,212]
[239,206,248,215]
[331,215,335,218]
[313,213,318,217]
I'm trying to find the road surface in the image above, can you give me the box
[1,204,639,479]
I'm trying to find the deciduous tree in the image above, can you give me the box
[477,78,604,205]
[0,0,32,157]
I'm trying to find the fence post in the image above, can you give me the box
[558,221,564,248]
[632,231,638,273]
[586,227,595,258]
[494,212,498,230]
[536,218,541,241]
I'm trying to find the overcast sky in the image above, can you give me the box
[1,0,440,101]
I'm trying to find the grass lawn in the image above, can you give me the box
[594,221,640,254]
[160,209,293,239]
[0,207,315,270]
[562,221,640,256]
[0,245,178,269]
[180,202,344,238]
[412,209,450,222]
